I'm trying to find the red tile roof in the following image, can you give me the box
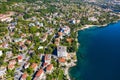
[21,73,27,79]
[35,69,44,77]
[46,64,53,71]
[43,63,48,67]
[18,55,22,60]
[9,60,16,65]
[58,58,66,63]
[8,64,15,70]
[30,63,38,69]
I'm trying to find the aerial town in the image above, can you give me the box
[0,0,120,80]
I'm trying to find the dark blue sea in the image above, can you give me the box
[69,21,120,80]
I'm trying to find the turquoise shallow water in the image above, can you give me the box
[69,21,120,80]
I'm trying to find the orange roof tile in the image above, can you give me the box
[31,63,38,69]
[58,58,66,63]
[46,64,53,71]
[21,73,27,79]
[8,64,15,70]
[9,60,16,65]
[36,69,44,77]
[43,63,48,67]
[18,55,22,60]
[66,38,73,43]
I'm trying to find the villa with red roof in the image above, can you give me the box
[20,73,28,80]
[9,60,16,65]
[8,64,15,70]
[30,63,38,71]
[58,57,66,65]
[17,55,23,63]
[46,64,53,74]
[34,69,44,80]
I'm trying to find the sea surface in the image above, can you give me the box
[69,21,120,80]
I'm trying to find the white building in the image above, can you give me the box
[44,54,51,63]
[88,17,97,22]
[6,51,13,58]
[57,46,67,58]
[0,67,6,79]
[62,26,70,35]
[0,51,3,56]
[13,38,22,42]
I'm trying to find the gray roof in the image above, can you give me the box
[57,46,67,57]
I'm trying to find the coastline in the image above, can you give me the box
[75,19,120,32]
[68,19,120,80]
[77,24,107,31]
[67,24,107,80]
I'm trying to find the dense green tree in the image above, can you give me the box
[26,68,33,75]
[29,27,38,33]
[23,13,31,19]
[26,76,32,80]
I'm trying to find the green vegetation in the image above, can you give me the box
[26,68,33,75]
[26,76,32,80]
[0,0,120,80]
[7,69,15,77]
[46,68,66,80]
[29,54,40,63]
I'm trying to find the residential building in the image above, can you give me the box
[6,51,13,58]
[42,63,48,69]
[58,32,63,39]
[19,45,27,51]
[59,26,70,35]
[40,34,48,42]
[57,46,67,58]
[58,57,66,65]
[0,51,3,56]
[46,64,53,74]
[17,55,23,63]
[24,62,30,69]
[20,73,28,80]
[8,64,15,70]
[54,38,60,46]
[88,17,97,22]
[34,69,44,80]
[9,60,16,65]
[0,15,13,22]
[44,54,51,63]
[1,43,9,48]
[0,67,6,79]
[30,63,38,71]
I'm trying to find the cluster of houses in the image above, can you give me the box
[88,17,98,22]
[0,45,69,80]
[32,45,68,80]
[0,12,15,22]
[0,0,120,79]
[57,25,71,40]
[0,66,6,79]
[0,12,70,79]
[28,21,44,27]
